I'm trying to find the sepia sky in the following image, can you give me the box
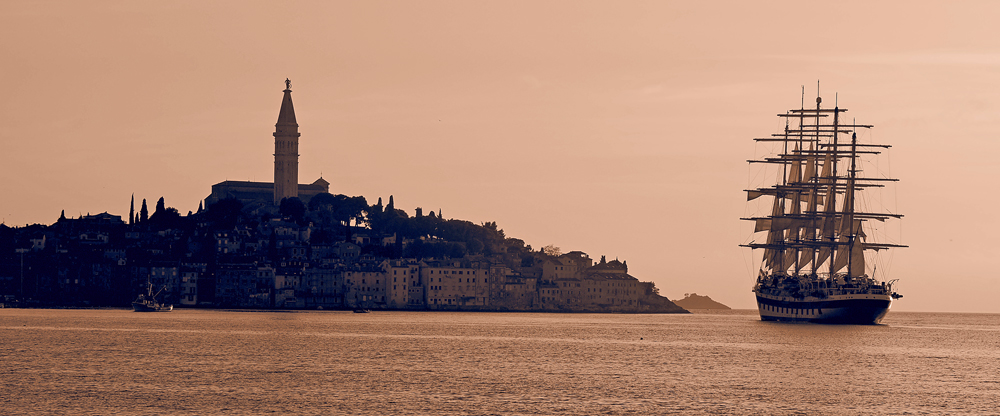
[2,1,998,313]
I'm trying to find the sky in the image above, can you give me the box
[2,1,998,313]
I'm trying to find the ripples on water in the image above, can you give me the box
[2,309,998,415]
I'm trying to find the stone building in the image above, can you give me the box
[421,259,491,309]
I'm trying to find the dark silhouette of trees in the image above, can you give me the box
[309,193,368,227]
[368,195,409,236]
[147,197,183,230]
[139,199,149,223]
[404,239,466,259]
[207,197,244,229]
[364,205,508,257]
[149,207,181,230]
[154,197,165,217]
[279,197,306,223]
[307,192,337,211]
[308,193,368,243]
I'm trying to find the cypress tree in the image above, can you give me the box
[140,199,149,223]
[129,194,135,225]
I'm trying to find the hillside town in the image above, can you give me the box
[0,199,684,313]
[0,80,684,313]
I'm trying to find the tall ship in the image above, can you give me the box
[741,92,905,324]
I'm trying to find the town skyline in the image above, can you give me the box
[4,2,1000,313]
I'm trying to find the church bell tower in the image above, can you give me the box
[274,79,300,205]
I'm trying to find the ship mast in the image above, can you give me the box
[742,92,905,280]
[828,98,839,277]
[846,130,858,279]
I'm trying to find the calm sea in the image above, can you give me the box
[1,308,997,415]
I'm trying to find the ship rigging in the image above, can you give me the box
[741,91,905,324]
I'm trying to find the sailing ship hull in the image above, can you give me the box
[755,292,890,325]
[132,302,173,312]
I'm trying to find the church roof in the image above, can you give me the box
[276,80,297,126]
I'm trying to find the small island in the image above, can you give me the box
[673,293,730,310]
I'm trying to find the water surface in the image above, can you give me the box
[2,309,997,415]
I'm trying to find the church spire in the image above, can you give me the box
[276,78,297,126]
[274,78,301,205]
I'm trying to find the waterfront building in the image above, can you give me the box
[383,259,419,309]
[179,263,207,306]
[303,264,345,308]
[420,260,491,309]
[499,275,537,310]
[275,261,304,308]
[343,262,387,308]
[148,262,180,301]
[215,263,273,308]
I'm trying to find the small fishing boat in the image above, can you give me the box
[132,282,173,312]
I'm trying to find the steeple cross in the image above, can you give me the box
[285,78,291,90]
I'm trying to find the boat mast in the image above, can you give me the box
[846,130,858,279]
[742,90,907,288]
[827,97,840,278]
[777,120,789,275]
[792,87,806,275]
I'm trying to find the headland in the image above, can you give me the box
[0,81,685,314]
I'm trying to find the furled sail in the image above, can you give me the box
[832,219,864,274]
[818,152,833,207]
[802,143,816,183]
[850,229,866,277]
[797,187,818,270]
[763,193,783,271]
[754,217,817,233]
[783,188,802,272]
[788,145,802,183]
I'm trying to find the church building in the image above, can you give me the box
[205,80,329,208]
